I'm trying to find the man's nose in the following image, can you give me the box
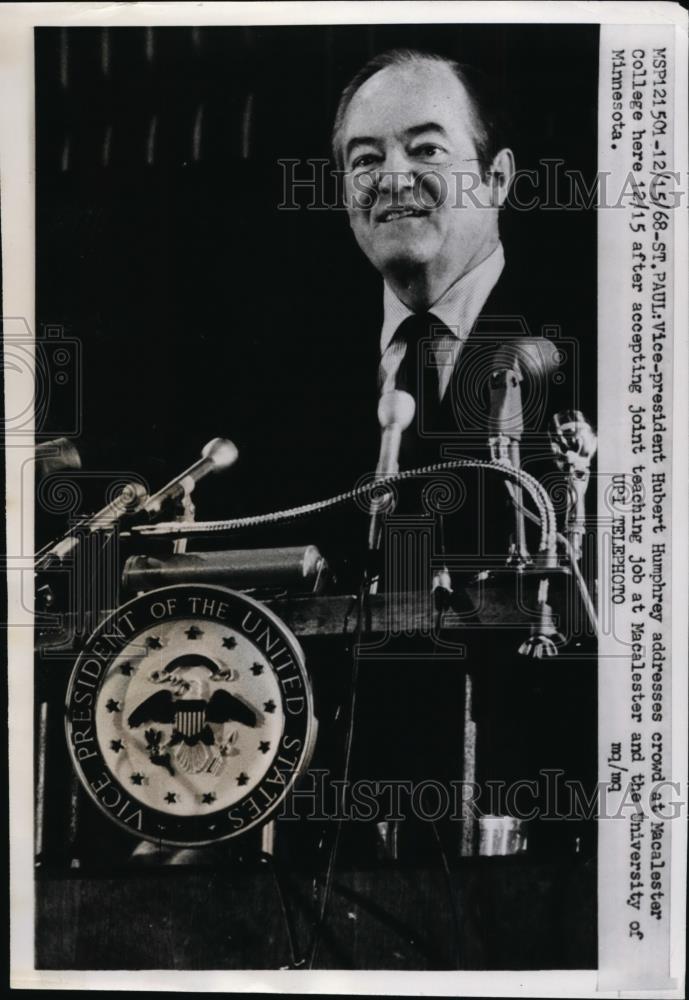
[376,147,415,199]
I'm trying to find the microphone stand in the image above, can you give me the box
[489,364,563,655]
[35,481,148,572]
[307,390,415,966]
[488,366,531,568]
[517,410,598,658]
[171,488,195,556]
[366,391,416,595]
[360,393,416,865]
[549,410,598,564]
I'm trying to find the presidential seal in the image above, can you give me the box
[65,584,317,845]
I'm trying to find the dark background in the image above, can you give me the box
[33,25,599,969]
[35,23,599,521]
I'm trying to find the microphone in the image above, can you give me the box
[488,337,563,458]
[142,438,239,516]
[36,481,148,568]
[367,391,416,581]
[35,437,81,481]
[488,347,523,462]
[549,410,597,562]
[376,390,416,477]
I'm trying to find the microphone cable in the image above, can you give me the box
[429,517,464,971]
[261,850,304,969]
[305,572,367,969]
[132,457,557,558]
[509,499,598,635]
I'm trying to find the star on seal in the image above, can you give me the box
[201,792,217,805]
[164,791,177,804]
[119,661,134,676]
[110,739,124,753]
[264,699,276,713]
[105,698,121,713]
[251,662,264,676]
[222,635,237,649]
[146,636,162,650]
[237,772,249,786]
[185,625,203,640]
[259,741,270,754]
[131,772,145,786]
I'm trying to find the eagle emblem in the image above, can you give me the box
[127,653,260,774]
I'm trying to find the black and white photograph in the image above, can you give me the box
[3,1,687,993]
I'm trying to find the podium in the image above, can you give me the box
[35,562,596,970]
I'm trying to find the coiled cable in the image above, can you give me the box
[133,458,557,556]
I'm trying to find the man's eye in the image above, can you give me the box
[351,153,379,170]
[412,144,446,160]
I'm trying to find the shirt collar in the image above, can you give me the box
[380,242,505,353]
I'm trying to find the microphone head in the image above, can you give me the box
[201,437,239,472]
[377,390,416,432]
[491,345,523,381]
[492,338,563,382]
[549,410,597,470]
[117,482,148,512]
[93,482,148,527]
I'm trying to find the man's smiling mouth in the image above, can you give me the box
[378,208,430,223]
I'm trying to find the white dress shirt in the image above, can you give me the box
[379,242,505,400]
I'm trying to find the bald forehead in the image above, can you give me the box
[342,59,477,144]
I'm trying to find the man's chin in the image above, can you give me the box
[367,235,438,271]
[374,248,435,277]
[351,222,441,276]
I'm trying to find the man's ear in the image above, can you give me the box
[488,148,516,207]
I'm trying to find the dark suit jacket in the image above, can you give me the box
[190,262,586,590]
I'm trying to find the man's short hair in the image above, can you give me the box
[331,48,502,178]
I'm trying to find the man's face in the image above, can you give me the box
[341,61,499,289]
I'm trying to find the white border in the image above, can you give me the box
[669,6,689,996]
[2,2,687,994]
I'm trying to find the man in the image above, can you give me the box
[322,50,589,865]
[334,48,517,473]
